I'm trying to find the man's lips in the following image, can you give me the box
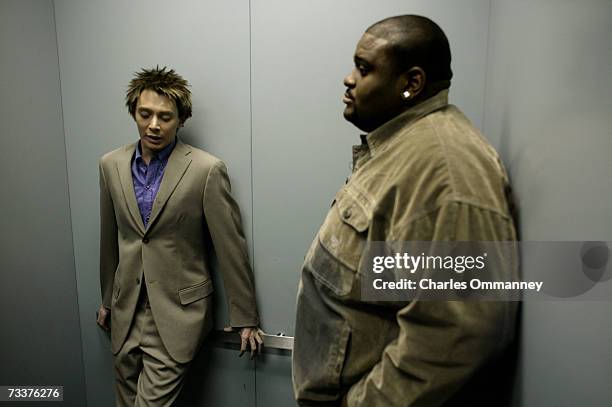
[145,135,162,143]
[343,92,354,104]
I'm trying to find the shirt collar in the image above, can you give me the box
[363,89,450,157]
[135,136,177,163]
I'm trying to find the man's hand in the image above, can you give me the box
[224,326,264,358]
[96,304,110,331]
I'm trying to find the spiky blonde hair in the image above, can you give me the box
[126,66,192,123]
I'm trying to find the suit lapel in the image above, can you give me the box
[146,141,192,231]
[116,143,146,234]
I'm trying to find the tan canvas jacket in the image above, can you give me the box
[99,140,259,363]
[293,90,518,406]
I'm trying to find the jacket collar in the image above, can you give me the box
[364,89,449,158]
[116,139,192,235]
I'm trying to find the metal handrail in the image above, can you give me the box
[207,330,294,352]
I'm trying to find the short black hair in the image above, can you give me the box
[126,66,192,123]
[367,15,453,87]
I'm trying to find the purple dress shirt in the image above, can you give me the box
[131,138,176,228]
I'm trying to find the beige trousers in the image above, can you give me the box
[113,286,189,407]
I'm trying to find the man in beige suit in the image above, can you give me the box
[96,66,262,406]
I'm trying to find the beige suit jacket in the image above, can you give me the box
[99,140,259,363]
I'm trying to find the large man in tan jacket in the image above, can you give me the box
[293,15,518,406]
[96,67,262,406]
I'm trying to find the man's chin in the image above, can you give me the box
[344,110,368,131]
[343,108,355,123]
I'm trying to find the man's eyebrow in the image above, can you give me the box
[137,106,175,115]
[354,56,371,66]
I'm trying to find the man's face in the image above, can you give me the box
[343,32,404,133]
[134,89,182,156]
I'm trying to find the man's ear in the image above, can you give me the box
[401,66,426,101]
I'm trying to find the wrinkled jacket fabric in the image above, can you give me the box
[292,90,518,406]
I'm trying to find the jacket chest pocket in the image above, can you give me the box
[307,188,371,297]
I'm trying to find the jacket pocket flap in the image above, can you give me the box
[335,189,370,233]
[179,279,213,305]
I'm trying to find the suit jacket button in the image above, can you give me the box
[142,237,149,244]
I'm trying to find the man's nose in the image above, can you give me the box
[149,116,160,131]
[343,70,356,88]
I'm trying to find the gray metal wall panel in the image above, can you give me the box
[250,1,491,405]
[176,347,256,407]
[0,1,86,406]
[484,1,612,405]
[53,1,254,405]
[254,353,294,407]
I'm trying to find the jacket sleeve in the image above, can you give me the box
[99,160,119,309]
[346,201,518,406]
[203,161,259,327]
